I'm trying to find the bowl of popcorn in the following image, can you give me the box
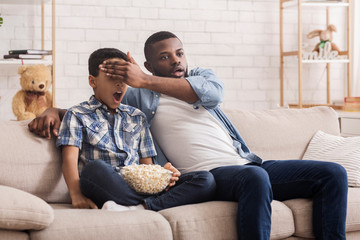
[120,164,173,194]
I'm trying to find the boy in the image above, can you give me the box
[56,48,215,211]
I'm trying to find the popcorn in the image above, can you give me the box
[120,164,173,194]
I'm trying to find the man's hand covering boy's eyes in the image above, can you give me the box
[99,52,148,89]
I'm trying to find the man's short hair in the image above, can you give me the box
[88,48,128,77]
[144,31,181,61]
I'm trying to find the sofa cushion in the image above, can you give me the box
[223,106,340,160]
[303,130,360,187]
[159,201,294,240]
[0,185,54,230]
[0,120,70,203]
[0,229,29,240]
[30,208,173,240]
[283,187,360,238]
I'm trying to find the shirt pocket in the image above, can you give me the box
[83,119,109,147]
[122,122,142,149]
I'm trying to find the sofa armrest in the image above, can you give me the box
[0,185,54,230]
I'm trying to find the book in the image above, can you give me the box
[344,96,360,112]
[8,49,52,55]
[345,97,360,103]
[3,54,43,59]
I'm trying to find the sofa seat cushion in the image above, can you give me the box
[0,229,29,240]
[159,200,294,240]
[29,208,173,240]
[0,185,54,230]
[283,187,360,238]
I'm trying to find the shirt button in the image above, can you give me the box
[152,111,155,114]
[155,95,158,98]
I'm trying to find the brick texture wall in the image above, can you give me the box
[0,0,347,120]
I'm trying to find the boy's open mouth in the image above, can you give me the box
[113,91,122,102]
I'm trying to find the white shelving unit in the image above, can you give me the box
[337,110,360,137]
[0,0,56,106]
[280,0,352,109]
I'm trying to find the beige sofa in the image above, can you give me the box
[0,106,359,240]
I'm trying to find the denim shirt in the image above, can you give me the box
[122,67,262,166]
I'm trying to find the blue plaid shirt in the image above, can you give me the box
[56,95,157,173]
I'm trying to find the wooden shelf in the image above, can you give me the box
[0,59,52,66]
[0,0,51,4]
[0,0,56,107]
[289,103,344,110]
[280,0,352,108]
[282,0,349,8]
[302,59,350,63]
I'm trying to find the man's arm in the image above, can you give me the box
[28,108,67,139]
[142,74,199,104]
[99,54,199,104]
[62,146,98,209]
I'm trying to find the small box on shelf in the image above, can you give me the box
[344,97,360,112]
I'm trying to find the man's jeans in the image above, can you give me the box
[80,160,216,211]
[210,160,348,240]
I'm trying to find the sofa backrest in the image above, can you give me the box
[223,106,340,161]
[0,120,71,204]
[0,106,340,203]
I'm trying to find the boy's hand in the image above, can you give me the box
[99,52,148,89]
[164,162,181,191]
[71,192,98,209]
[28,108,61,139]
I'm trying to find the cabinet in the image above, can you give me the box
[337,111,360,137]
[0,0,56,106]
[280,0,351,109]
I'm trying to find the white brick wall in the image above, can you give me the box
[0,0,348,120]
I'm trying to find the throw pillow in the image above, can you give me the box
[0,185,54,230]
[303,130,360,187]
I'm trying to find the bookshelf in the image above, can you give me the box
[0,0,56,106]
[280,0,352,109]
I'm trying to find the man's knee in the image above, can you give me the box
[244,167,270,186]
[322,162,348,186]
[194,171,216,196]
[236,167,272,201]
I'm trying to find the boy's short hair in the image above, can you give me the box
[144,31,181,61]
[88,48,128,77]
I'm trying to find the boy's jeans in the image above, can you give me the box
[80,160,216,211]
[210,160,348,240]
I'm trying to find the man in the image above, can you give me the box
[29,31,348,240]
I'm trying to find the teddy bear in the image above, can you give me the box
[12,64,53,121]
[307,24,341,54]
